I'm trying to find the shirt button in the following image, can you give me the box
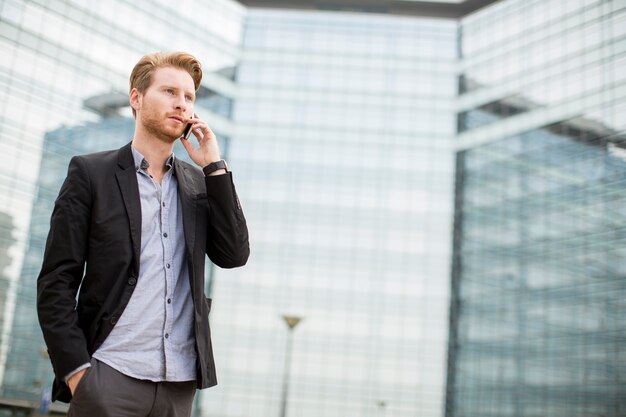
[165,333,169,339]
[163,233,168,238]
[167,298,172,304]
[166,263,171,269]
[162,202,165,207]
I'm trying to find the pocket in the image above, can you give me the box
[71,365,93,400]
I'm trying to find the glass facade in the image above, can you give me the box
[447,0,626,416]
[198,9,458,417]
[2,0,624,416]
[2,2,457,416]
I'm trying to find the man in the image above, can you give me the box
[37,51,249,416]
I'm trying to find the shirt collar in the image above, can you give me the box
[131,145,175,172]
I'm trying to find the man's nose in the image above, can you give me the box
[174,93,187,111]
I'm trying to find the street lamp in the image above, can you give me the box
[279,315,302,417]
[377,400,387,417]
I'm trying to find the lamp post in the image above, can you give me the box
[279,315,302,417]
[377,400,387,417]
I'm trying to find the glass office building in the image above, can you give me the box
[1,1,457,416]
[1,0,624,416]
[199,9,457,417]
[447,0,626,416]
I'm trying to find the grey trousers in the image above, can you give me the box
[67,359,196,417]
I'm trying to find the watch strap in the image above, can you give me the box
[202,160,227,176]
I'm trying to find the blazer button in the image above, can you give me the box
[110,316,118,325]
[128,277,137,286]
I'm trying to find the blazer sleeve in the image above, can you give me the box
[204,171,250,268]
[37,156,92,381]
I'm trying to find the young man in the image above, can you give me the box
[37,52,250,416]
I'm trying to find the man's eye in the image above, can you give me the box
[166,89,175,94]
[186,96,194,102]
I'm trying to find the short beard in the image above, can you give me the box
[142,114,181,144]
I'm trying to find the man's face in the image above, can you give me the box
[132,66,196,143]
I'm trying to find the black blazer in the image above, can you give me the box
[37,142,249,402]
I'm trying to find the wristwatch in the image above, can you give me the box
[202,160,228,176]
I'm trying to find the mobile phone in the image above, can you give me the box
[182,119,194,140]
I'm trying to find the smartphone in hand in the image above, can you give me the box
[182,118,194,140]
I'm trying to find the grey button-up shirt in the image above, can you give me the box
[92,146,196,382]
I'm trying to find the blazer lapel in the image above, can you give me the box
[174,159,197,256]
[115,143,142,275]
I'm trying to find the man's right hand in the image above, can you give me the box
[67,368,87,395]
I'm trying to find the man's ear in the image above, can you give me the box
[129,88,142,113]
